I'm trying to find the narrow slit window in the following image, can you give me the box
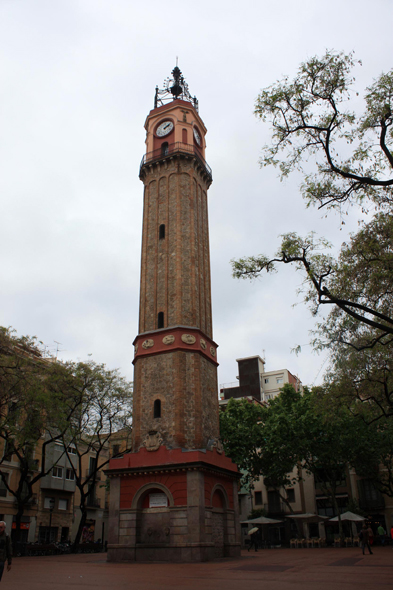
[161,142,169,156]
[157,312,164,329]
[159,224,165,239]
[154,399,161,419]
[182,128,188,144]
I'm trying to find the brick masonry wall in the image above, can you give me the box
[132,350,219,450]
[139,158,212,337]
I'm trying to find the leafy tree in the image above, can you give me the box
[0,328,81,541]
[220,384,371,541]
[220,387,304,535]
[219,397,265,491]
[254,50,393,211]
[325,340,393,421]
[231,52,393,355]
[59,361,132,552]
[296,387,369,541]
[0,328,133,548]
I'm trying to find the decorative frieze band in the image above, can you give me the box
[132,326,218,366]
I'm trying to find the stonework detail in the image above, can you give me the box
[142,431,163,452]
[142,339,154,349]
[181,334,196,345]
[210,346,216,357]
[162,335,175,345]
[134,344,138,354]
[200,339,206,350]
[212,438,224,454]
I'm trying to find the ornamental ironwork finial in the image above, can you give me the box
[154,65,199,112]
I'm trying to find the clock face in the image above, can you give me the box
[156,121,174,137]
[193,127,202,146]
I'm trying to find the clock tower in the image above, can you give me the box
[107,67,241,562]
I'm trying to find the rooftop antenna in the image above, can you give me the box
[54,341,64,358]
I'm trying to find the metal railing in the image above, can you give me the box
[85,469,102,480]
[139,142,212,180]
[86,498,101,508]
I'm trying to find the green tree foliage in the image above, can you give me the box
[232,52,393,348]
[0,327,133,545]
[0,328,81,538]
[254,50,393,211]
[220,385,371,540]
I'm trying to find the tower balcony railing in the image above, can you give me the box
[139,142,212,181]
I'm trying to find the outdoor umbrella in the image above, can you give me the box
[329,511,365,522]
[247,527,259,535]
[240,516,283,524]
[329,511,365,541]
[286,513,328,523]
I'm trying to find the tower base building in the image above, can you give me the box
[107,67,241,562]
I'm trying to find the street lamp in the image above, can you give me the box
[48,498,55,543]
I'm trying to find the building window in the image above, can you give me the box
[254,491,262,505]
[157,312,164,329]
[286,489,295,503]
[276,378,283,384]
[65,469,75,481]
[67,445,76,455]
[159,224,165,239]
[52,466,63,479]
[161,142,169,156]
[112,444,120,457]
[264,378,269,384]
[2,439,14,462]
[58,499,68,511]
[88,457,97,476]
[44,497,55,509]
[182,128,188,143]
[154,399,161,419]
[0,473,9,497]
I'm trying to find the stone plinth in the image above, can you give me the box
[106,446,241,562]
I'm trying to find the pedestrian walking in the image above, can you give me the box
[0,521,12,582]
[359,524,373,555]
[248,531,259,552]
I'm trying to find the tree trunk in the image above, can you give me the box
[72,499,88,553]
[277,489,303,538]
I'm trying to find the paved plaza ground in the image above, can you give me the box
[2,547,392,590]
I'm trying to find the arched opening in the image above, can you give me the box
[212,489,225,509]
[133,484,173,546]
[210,485,229,558]
[157,312,164,329]
[161,142,169,156]
[154,399,161,419]
[182,128,188,144]
[159,224,165,239]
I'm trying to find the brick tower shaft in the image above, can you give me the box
[132,97,220,452]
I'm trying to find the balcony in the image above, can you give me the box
[86,498,101,509]
[85,469,102,481]
[139,142,212,184]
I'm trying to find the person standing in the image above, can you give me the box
[0,521,12,582]
[360,524,373,555]
[377,524,385,546]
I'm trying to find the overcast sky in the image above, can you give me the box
[1,0,392,389]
